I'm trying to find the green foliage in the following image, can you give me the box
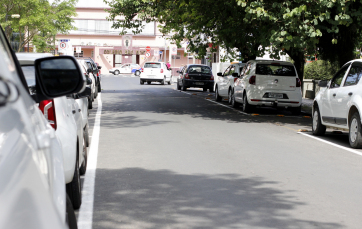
[304,60,339,80]
[0,0,77,52]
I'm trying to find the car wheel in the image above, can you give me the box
[161,77,165,85]
[94,87,98,98]
[84,124,89,147]
[79,136,87,175]
[242,93,253,113]
[182,83,187,91]
[140,80,144,85]
[88,97,93,109]
[312,106,326,136]
[66,194,78,229]
[98,83,101,92]
[231,90,239,108]
[228,89,232,104]
[291,106,301,115]
[168,76,172,85]
[147,81,151,85]
[135,70,141,76]
[91,92,94,102]
[349,112,362,148]
[115,70,120,75]
[215,86,221,101]
[66,152,82,209]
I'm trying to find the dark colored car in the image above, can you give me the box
[176,64,214,92]
[76,57,102,92]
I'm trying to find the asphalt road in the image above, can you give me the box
[81,74,362,229]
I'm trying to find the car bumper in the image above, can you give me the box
[141,75,164,81]
[183,79,214,88]
[247,89,302,107]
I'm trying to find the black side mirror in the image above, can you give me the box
[217,72,223,76]
[318,80,328,87]
[87,68,92,73]
[86,77,92,85]
[97,66,102,69]
[34,56,85,101]
[232,72,239,77]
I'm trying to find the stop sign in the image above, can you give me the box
[146,46,151,52]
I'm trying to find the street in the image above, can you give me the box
[78,74,362,229]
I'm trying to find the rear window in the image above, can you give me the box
[256,64,296,76]
[187,66,211,74]
[21,66,35,86]
[144,63,161,68]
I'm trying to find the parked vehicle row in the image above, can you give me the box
[0,25,97,229]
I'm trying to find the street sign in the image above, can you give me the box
[159,51,163,54]
[145,52,151,57]
[170,45,177,55]
[146,46,151,52]
[76,46,81,53]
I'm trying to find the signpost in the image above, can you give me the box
[146,46,151,52]
[145,52,151,58]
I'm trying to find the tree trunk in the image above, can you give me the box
[287,48,305,90]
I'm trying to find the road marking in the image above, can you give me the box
[298,132,362,157]
[78,93,102,229]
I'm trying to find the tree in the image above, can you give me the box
[0,0,78,52]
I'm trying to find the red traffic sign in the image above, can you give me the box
[146,46,151,52]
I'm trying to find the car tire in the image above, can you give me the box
[140,80,144,85]
[66,152,82,209]
[349,112,362,148]
[291,106,301,115]
[228,89,232,104]
[80,135,87,175]
[168,76,172,85]
[231,90,239,108]
[94,87,98,98]
[182,83,187,91]
[135,70,141,76]
[84,124,89,147]
[66,194,78,229]
[312,106,326,136]
[161,77,165,85]
[88,98,93,109]
[98,82,101,92]
[147,81,151,85]
[215,86,221,101]
[242,93,253,113]
[203,88,207,92]
[115,70,120,75]
[177,81,181,90]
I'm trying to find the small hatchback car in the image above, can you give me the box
[140,62,172,85]
[176,64,214,91]
[313,59,362,148]
[233,60,302,114]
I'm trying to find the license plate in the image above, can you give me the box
[195,82,204,85]
[269,93,283,98]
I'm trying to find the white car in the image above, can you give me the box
[109,63,143,76]
[313,59,362,148]
[17,53,89,210]
[215,63,246,103]
[233,59,302,114]
[140,62,172,85]
[0,28,84,228]
[77,59,96,108]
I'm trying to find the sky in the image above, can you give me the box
[76,0,109,8]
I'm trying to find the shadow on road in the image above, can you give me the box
[92,168,342,229]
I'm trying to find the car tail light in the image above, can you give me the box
[160,69,164,73]
[234,78,238,83]
[184,73,190,79]
[249,75,256,85]
[210,75,214,80]
[39,99,57,130]
[296,78,301,87]
[141,68,144,72]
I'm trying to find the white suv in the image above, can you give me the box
[140,62,172,85]
[313,59,362,148]
[233,60,302,114]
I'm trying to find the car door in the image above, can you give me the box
[219,66,231,96]
[320,64,350,124]
[234,62,251,102]
[334,62,362,126]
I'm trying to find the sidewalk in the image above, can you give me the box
[302,98,313,116]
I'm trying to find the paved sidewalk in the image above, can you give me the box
[302,98,313,116]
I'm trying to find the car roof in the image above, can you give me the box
[16,53,53,65]
[248,59,294,66]
[186,64,210,68]
[145,62,165,64]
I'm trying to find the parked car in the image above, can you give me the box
[232,60,302,114]
[77,59,96,109]
[312,59,362,148]
[215,63,246,103]
[17,53,90,210]
[140,62,172,85]
[76,57,101,93]
[0,26,84,228]
[176,64,214,92]
[109,63,143,76]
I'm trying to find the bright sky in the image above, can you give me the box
[76,0,109,8]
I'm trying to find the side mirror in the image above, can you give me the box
[97,66,102,69]
[87,68,92,73]
[86,77,92,85]
[318,80,328,87]
[34,56,85,101]
[77,87,91,99]
[232,72,239,77]
[217,72,223,76]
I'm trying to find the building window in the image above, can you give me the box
[74,51,84,57]
[91,50,94,58]
[172,52,181,59]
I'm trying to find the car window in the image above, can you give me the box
[21,66,36,86]
[223,66,231,76]
[144,63,161,68]
[330,64,350,88]
[256,64,296,76]
[344,62,362,87]
[187,66,211,74]
[229,66,236,75]
[243,63,252,76]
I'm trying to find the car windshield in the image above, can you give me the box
[21,65,36,86]
[144,63,161,68]
[187,66,211,74]
[256,64,296,76]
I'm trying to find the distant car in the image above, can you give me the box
[233,60,302,114]
[140,62,172,85]
[0,26,84,229]
[77,59,96,109]
[215,63,246,104]
[176,64,214,92]
[109,63,143,76]
[313,59,362,148]
[76,57,101,93]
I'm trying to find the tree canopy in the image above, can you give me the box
[0,0,78,52]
